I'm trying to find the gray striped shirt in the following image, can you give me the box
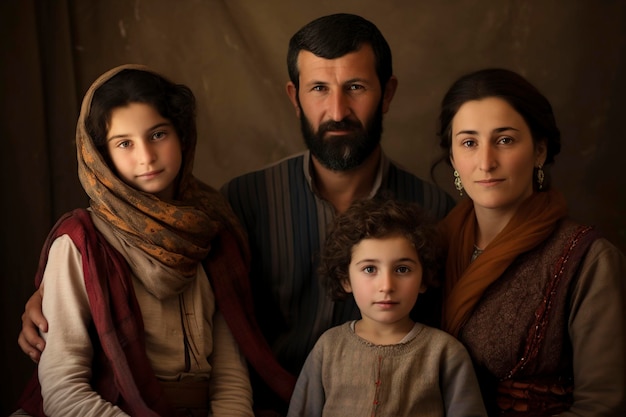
[220,150,455,378]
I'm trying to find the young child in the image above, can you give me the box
[12,65,256,416]
[287,198,487,417]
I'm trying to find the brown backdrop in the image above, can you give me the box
[2,0,624,412]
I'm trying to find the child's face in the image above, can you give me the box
[345,235,425,331]
[106,102,182,200]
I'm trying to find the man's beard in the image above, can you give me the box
[300,102,383,172]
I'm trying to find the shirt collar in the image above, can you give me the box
[302,149,388,199]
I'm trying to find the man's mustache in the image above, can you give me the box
[318,118,363,134]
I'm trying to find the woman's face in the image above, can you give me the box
[106,102,182,200]
[450,97,546,215]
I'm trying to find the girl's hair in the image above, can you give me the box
[86,69,196,165]
[432,68,561,191]
[319,198,444,301]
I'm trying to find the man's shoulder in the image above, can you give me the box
[382,158,456,218]
[225,152,306,184]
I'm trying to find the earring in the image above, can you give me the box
[454,170,463,196]
[536,165,544,190]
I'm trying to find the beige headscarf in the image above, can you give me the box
[76,64,248,281]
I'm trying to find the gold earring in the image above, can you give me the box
[537,165,544,190]
[454,170,463,196]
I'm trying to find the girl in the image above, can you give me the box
[287,198,486,417]
[13,65,259,416]
[437,68,626,416]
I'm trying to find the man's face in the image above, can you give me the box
[288,45,394,171]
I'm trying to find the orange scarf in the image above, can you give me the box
[75,64,248,278]
[441,190,568,336]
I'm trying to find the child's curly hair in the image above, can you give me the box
[319,198,444,301]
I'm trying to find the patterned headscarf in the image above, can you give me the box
[76,64,248,279]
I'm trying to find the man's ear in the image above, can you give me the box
[286,82,301,118]
[381,75,398,114]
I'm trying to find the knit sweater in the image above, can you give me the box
[287,321,487,417]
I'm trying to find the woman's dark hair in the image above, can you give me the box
[432,68,561,190]
[287,13,393,93]
[86,69,196,164]
[319,198,443,301]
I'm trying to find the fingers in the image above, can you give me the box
[19,289,48,363]
[25,289,48,332]
[18,328,44,363]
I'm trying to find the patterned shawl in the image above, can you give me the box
[76,64,249,283]
[441,190,568,336]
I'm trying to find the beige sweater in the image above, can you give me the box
[37,213,253,416]
[287,321,487,417]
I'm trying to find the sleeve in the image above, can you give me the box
[208,311,254,416]
[440,337,488,417]
[286,341,325,417]
[562,238,626,416]
[38,235,129,417]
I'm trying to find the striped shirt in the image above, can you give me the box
[221,150,455,377]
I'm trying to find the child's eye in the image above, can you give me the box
[363,266,376,274]
[152,131,166,140]
[118,140,131,148]
[396,266,411,274]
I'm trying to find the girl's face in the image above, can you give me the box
[450,97,546,215]
[106,102,182,200]
[344,235,425,335]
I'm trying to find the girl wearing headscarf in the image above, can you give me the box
[12,65,287,416]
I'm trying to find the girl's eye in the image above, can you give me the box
[498,136,513,144]
[396,266,411,274]
[152,131,166,140]
[118,140,131,149]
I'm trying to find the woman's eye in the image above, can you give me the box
[498,136,513,144]
[118,140,131,148]
[461,139,476,148]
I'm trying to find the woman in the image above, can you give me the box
[436,68,625,416]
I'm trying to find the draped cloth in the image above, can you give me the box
[441,190,568,336]
[76,64,245,282]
